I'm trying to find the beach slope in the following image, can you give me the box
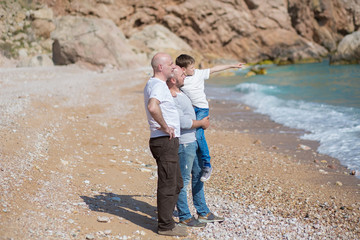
[0,66,359,239]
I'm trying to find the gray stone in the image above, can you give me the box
[51,16,144,69]
[330,31,360,65]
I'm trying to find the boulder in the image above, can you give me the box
[32,7,54,20]
[330,30,360,65]
[271,37,328,64]
[51,16,144,69]
[32,19,55,38]
[129,24,192,59]
[17,54,54,67]
[30,7,56,38]
[0,52,17,68]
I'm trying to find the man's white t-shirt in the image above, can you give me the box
[180,69,210,108]
[144,77,180,138]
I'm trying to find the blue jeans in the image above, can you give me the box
[176,141,210,221]
[194,107,211,168]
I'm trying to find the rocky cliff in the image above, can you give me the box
[1,0,359,69]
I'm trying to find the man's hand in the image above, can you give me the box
[200,116,210,129]
[157,126,175,140]
[191,116,210,130]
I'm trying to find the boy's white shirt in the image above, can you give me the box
[180,68,211,108]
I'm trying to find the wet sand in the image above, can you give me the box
[0,66,359,239]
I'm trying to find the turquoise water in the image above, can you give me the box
[206,60,360,177]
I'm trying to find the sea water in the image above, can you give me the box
[206,60,360,178]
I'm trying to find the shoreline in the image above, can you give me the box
[209,98,360,187]
[0,66,359,239]
[198,99,360,238]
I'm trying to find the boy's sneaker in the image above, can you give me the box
[200,166,212,182]
[198,212,224,223]
[180,216,207,228]
[158,224,188,237]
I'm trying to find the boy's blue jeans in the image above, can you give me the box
[176,141,210,221]
[194,107,211,168]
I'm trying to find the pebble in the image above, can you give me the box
[111,197,121,202]
[85,234,95,239]
[253,139,262,145]
[97,216,110,223]
[336,181,343,186]
[139,168,151,172]
[328,164,336,169]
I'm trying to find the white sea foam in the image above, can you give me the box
[235,83,360,177]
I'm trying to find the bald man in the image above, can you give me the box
[143,53,187,237]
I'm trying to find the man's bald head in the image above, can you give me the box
[151,52,175,81]
[151,53,167,69]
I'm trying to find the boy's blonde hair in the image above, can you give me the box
[176,54,195,68]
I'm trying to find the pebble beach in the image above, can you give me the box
[0,65,359,239]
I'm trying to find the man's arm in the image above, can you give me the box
[191,116,210,130]
[176,103,210,130]
[209,63,245,74]
[147,98,175,139]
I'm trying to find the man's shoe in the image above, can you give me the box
[200,166,213,182]
[198,212,224,223]
[158,224,188,237]
[180,216,207,228]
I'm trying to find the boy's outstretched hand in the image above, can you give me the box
[210,63,246,74]
[233,62,246,68]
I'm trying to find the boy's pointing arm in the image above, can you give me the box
[209,63,245,74]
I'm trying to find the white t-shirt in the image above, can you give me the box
[180,69,210,108]
[144,77,180,138]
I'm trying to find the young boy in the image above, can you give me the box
[176,54,244,182]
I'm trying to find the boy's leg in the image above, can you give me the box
[194,107,211,168]
[194,107,212,182]
[192,143,210,216]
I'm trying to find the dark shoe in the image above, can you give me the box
[158,224,188,237]
[198,212,224,223]
[180,216,207,228]
[200,166,213,182]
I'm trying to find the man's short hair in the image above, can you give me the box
[176,54,195,68]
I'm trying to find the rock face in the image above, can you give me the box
[288,0,360,51]
[330,30,360,64]
[53,0,358,64]
[51,16,144,69]
[1,0,360,68]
